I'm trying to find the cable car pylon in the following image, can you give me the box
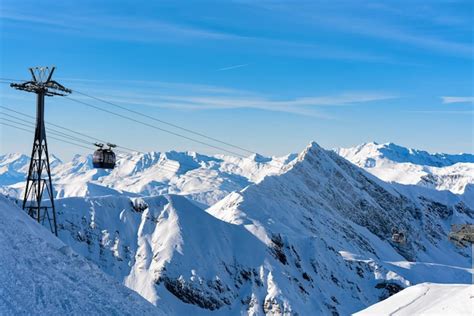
[10,66,71,236]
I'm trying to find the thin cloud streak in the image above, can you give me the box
[64,83,396,119]
[441,96,474,104]
[407,110,473,115]
[248,2,473,58]
[0,9,388,63]
[218,64,249,71]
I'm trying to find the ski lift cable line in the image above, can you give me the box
[0,122,95,150]
[62,95,250,158]
[0,113,227,175]
[0,105,140,153]
[0,119,197,175]
[72,89,255,155]
[1,78,257,156]
[0,117,134,155]
[2,79,285,171]
[1,82,258,181]
[0,114,100,147]
[1,119,223,177]
[0,111,136,154]
[1,115,282,180]
[2,79,249,158]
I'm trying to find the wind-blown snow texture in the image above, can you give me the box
[0,196,159,315]
[1,142,472,315]
[354,283,473,315]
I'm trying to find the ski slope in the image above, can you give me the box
[355,283,473,315]
[0,196,160,315]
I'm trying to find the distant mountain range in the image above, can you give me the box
[0,142,472,315]
[335,142,474,195]
[1,142,472,204]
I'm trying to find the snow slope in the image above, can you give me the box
[335,142,474,194]
[0,195,160,315]
[55,194,282,315]
[354,283,473,315]
[2,142,473,315]
[206,142,473,314]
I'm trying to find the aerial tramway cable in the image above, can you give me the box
[0,105,140,153]
[1,118,224,177]
[1,77,287,172]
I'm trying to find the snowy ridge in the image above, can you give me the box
[336,142,474,167]
[336,142,474,194]
[0,195,159,315]
[2,150,291,206]
[206,142,473,314]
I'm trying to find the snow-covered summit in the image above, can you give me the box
[205,141,473,314]
[336,142,474,194]
[336,142,474,167]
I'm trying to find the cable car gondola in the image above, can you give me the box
[391,227,406,244]
[93,142,116,169]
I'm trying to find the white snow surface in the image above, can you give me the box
[335,142,474,195]
[354,283,473,315]
[0,195,160,316]
[1,142,473,315]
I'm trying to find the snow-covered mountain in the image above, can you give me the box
[335,142,474,194]
[0,195,159,315]
[2,151,293,207]
[205,142,473,314]
[355,283,473,315]
[1,142,472,314]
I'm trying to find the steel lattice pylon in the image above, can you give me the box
[10,67,71,235]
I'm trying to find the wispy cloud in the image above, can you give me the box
[217,64,249,71]
[0,8,387,63]
[407,110,474,115]
[441,96,474,104]
[61,79,396,118]
[247,2,473,58]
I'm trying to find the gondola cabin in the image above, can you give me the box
[391,227,406,244]
[93,143,116,169]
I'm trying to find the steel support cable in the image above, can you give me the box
[0,115,97,147]
[64,90,282,173]
[0,121,94,150]
[0,119,273,187]
[0,105,140,153]
[0,117,211,175]
[0,117,139,157]
[2,79,287,172]
[1,119,228,182]
[1,82,232,184]
[72,89,255,155]
[63,95,249,158]
[2,78,256,157]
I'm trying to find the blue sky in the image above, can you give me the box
[0,0,473,159]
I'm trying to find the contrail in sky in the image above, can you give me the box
[217,63,249,71]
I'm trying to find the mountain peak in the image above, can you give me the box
[296,141,325,161]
